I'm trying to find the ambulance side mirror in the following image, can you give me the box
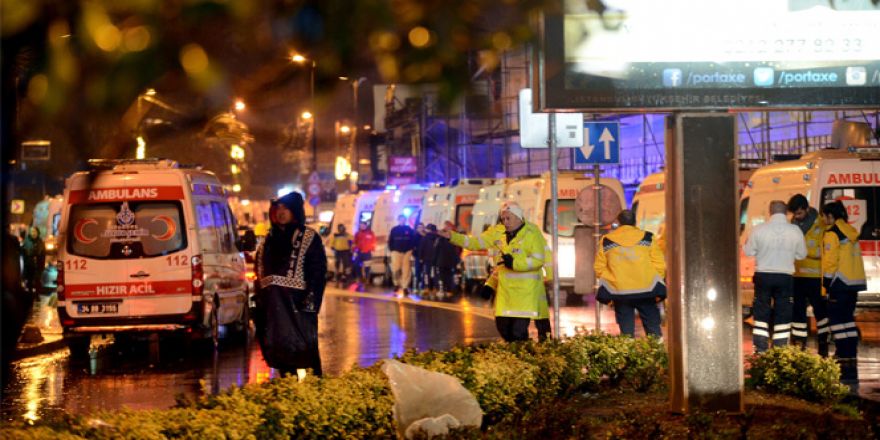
[238,229,257,252]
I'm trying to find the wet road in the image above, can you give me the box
[1,289,500,422]
[3,288,880,423]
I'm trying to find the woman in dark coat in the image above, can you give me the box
[21,227,45,296]
[254,192,327,377]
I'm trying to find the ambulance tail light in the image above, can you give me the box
[56,261,65,301]
[191,255,204,296]
[245,270,257,282]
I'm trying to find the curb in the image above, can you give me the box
[11,338,67,361]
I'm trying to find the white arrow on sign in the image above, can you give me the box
[580,127,595,160]
[599,127,615,160]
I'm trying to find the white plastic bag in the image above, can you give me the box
[381,359,483,439]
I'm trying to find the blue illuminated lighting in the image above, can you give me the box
[402,207,413,217]
[386,185,398,190]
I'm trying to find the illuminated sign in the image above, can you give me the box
[537,0,880,110]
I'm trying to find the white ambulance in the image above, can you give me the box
[631,172,666,235]
[325,190,382,277]
[421,179,492,232]
[506,172,626,291]
[370,185,427,284]
[56,159,252,355]
[461,179,512,291]
[740,147,880,315]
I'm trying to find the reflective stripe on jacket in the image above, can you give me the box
[594,225,666,302]
[822,219,867,292]
[794,213,824,279]
[452,223,547,318]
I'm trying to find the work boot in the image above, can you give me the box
[837,357,859,395]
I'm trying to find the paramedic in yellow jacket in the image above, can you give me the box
[821,200,866,393]
[594,209,666,338]
[787,194,830,356]
[441,202,548,342]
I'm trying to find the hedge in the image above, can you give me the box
[2,333,848,438]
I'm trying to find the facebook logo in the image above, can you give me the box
[663,68,683,87]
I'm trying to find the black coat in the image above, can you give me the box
[433,236,461,269]
[417,233,438,263]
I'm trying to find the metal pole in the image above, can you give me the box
[549,113,561,339]
[593,163,602,331]
[310,61,317,173]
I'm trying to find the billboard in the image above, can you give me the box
[536,0,880,111]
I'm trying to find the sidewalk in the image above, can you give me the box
[12,293,66,361]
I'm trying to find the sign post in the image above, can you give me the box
[575,121,620,331]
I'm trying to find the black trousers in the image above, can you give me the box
[613,298,662,337]
[752,272,794,353]
[495,316,531,342]
[534,318,551,342]
[791,277,829,352]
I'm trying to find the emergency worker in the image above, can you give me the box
[821,200,866,394]
[595,209,666,338]
[353,222,376,290]
[331,224,353,286]
[744,200,806,353]
[440,202,547,342]
[787,194,830,356]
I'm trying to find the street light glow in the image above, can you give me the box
[232,184,242,193]
[230,144,245,160]
[339,125,351,134]
[301,111,313,120]
[230,164,240,174]
[291,54,306,63]
[339,76,349,80]
[136,136,146,159]
[234,99,246,111]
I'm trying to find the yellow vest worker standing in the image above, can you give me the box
[821,200,867,394]
[331,224,354,286]
[787,194,830,356]
[594,209,666,338]
[441,202,548,342]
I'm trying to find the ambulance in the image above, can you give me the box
[631,172,666,235]
[506,171,626,291]
[461,179,512,292]
[370,185,427,284]
[422,179,492,232]
[740,147,880,315]
[325,190,382,277]
[32,195,64,294]
[56,159,252,355]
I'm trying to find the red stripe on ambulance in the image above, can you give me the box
[826,173,880,185]
[68,186,185,204]
[66,280,192,298]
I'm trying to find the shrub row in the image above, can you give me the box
[746,345,850,404]
[1,333,667,439]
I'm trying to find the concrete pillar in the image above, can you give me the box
[666,113,743,413]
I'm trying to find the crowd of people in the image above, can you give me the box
[224,190,868,393]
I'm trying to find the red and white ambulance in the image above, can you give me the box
[56,159,251,354]
[740,147,880,316]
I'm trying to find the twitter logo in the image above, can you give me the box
[754,67,774,86]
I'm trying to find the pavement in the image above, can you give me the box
[10,286,880,405]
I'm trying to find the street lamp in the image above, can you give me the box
[291,52,317,173]
[234,99,246,112]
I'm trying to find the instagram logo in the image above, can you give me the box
[753,67,775,87]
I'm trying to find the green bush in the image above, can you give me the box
[746,345,849,403]
[0,332,675,438]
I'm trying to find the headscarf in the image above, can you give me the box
[264,192,306,274]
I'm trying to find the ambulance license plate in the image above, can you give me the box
[76,302,119,314]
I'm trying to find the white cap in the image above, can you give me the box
[501,201,525,221]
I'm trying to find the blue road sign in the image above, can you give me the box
[575,122,620,165]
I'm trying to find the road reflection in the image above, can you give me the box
[1,292,499,422]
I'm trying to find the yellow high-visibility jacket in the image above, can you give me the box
[594,225,666,303]
[822,219,867,292]
[793,210,824,279]
[452,223,547,318]
[331,232,353,251]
